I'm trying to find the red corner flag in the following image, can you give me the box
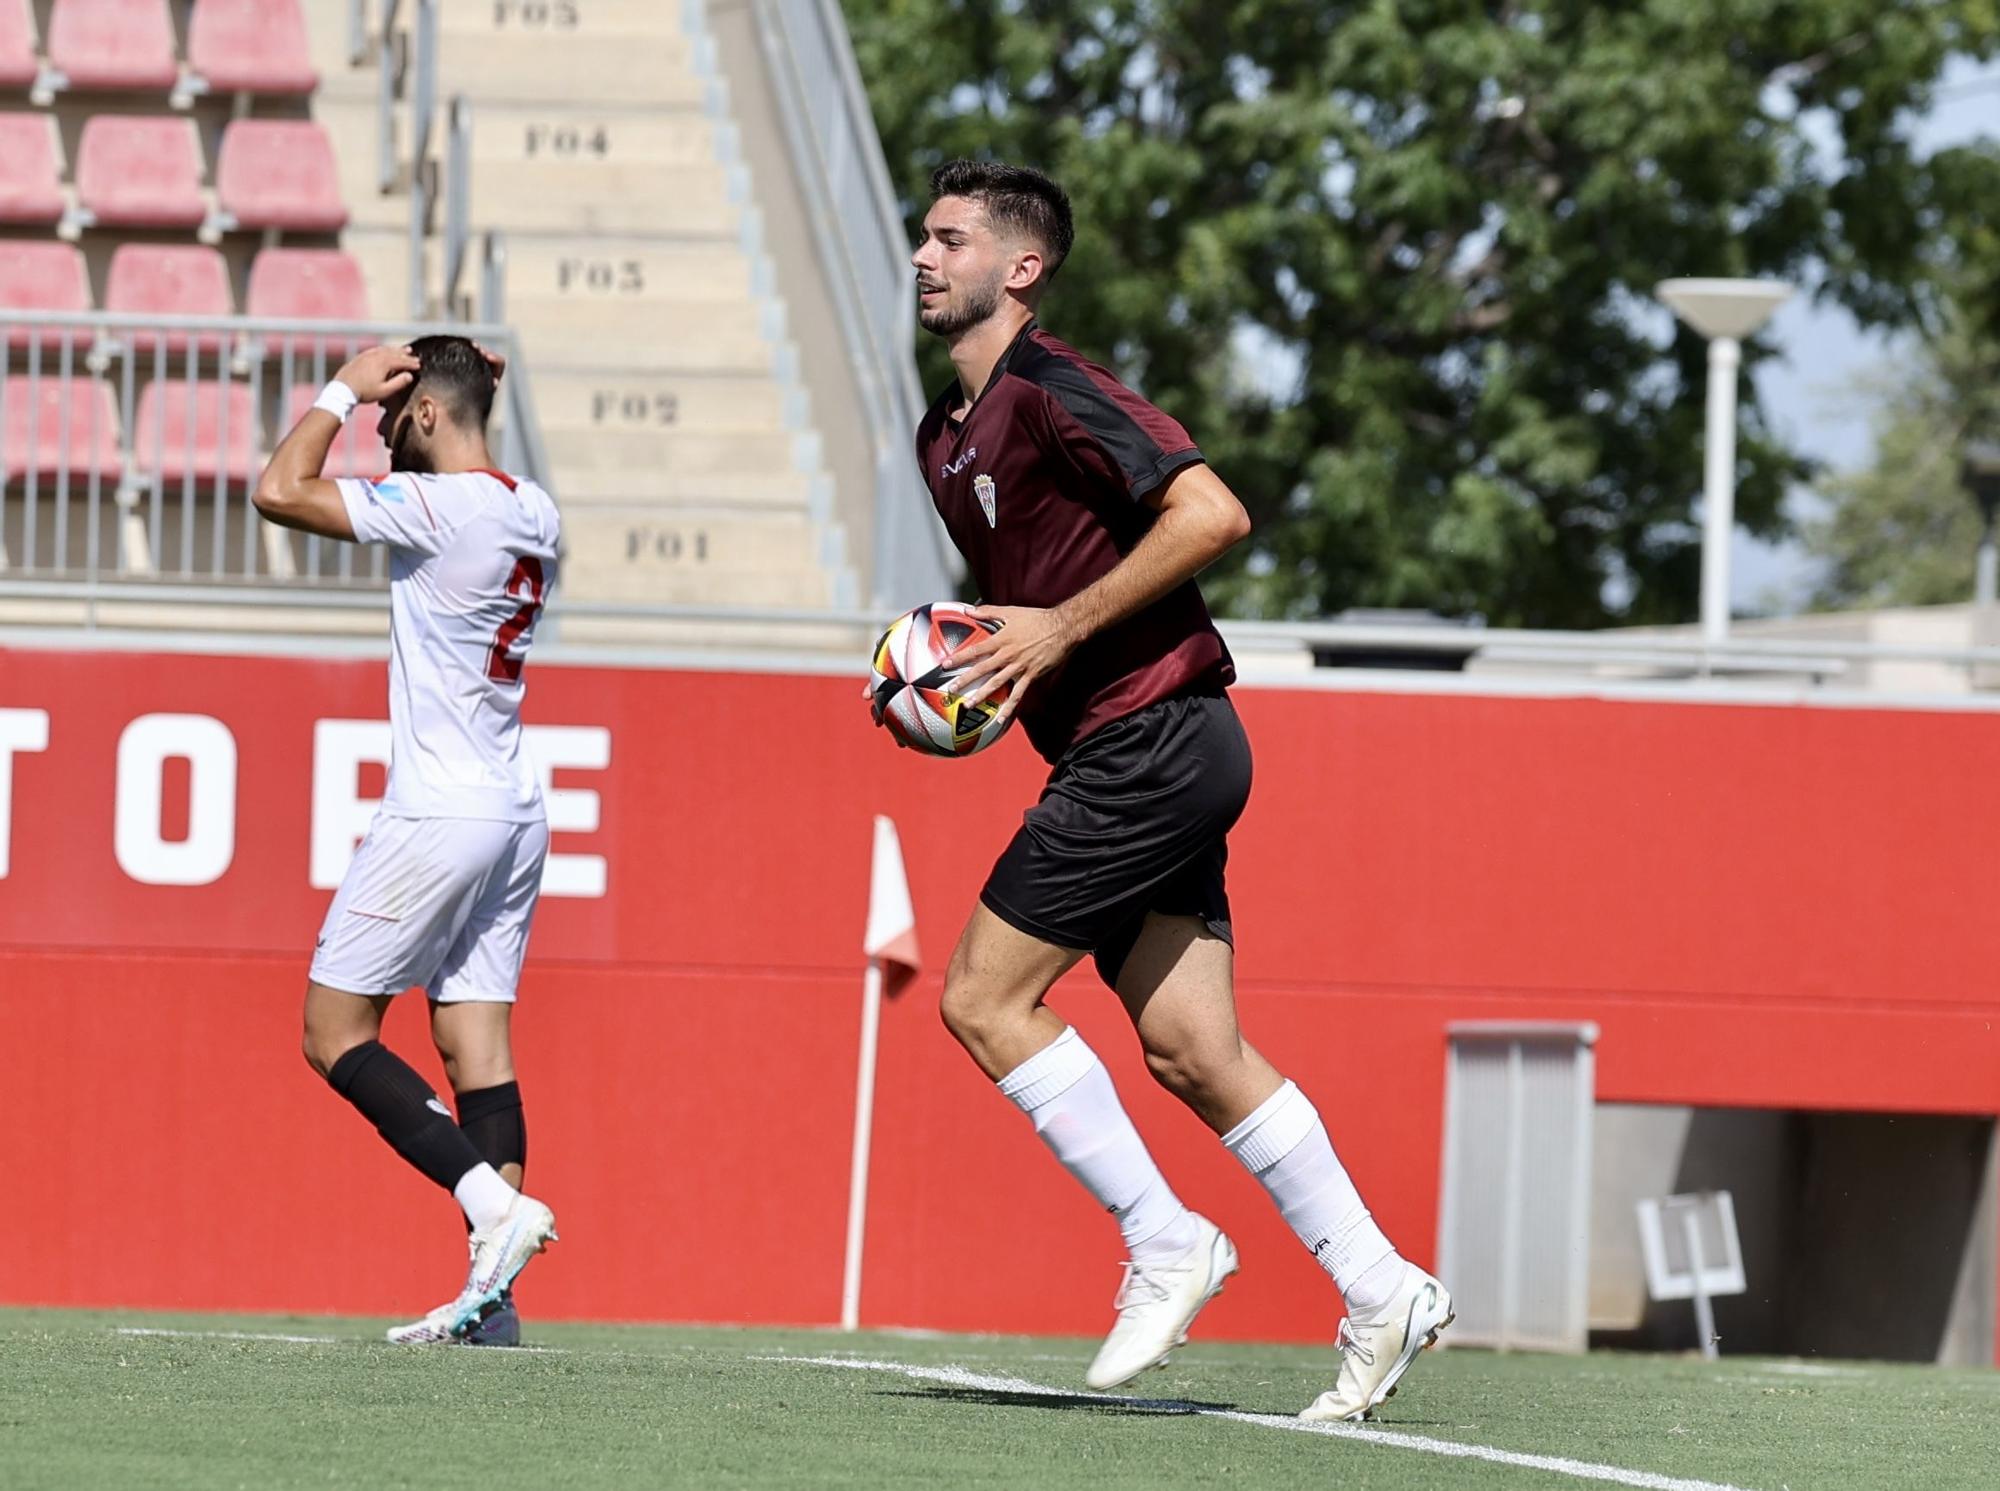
[863,814,921,998]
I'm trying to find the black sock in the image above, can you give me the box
[456,1081,526,1174]
[326,1041,485,1194]
[456,1082,529,1304]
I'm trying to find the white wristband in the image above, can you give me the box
[312,380,360,424]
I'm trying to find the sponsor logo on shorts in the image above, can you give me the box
[426,1098,452,1117]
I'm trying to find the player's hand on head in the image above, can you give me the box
[949,604,1079,722]
[333,345,423,404]
[472,342,507,383]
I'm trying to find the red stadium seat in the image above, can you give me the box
[188,0,316,95]
[134,380,259,486]
[287,384,391,480]
[215,120,347,233]
[0,0,38,89]
[0,243,92,351]
[75,116,206,230]
[106,245,234,356]
[2,377,123,487]
[246,249,369,323]
[45,0,178,93]
[0,114,67,226]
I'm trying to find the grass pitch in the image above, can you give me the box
[3,1308,1995,1489]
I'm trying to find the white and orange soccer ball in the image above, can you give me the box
[868,601,1016,757]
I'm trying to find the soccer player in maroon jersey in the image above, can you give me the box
[893,160,1452,1421]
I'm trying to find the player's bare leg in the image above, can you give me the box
[301,983,394,1079]
[1112,914,1282,1132]
[938,904,1079,1080]
[942,906,1234,1389]
[1115,913,1452,1420]
[426,1000,529,1344]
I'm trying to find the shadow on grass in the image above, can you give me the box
[880,1386,1240,1417]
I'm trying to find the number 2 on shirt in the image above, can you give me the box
[487,556,546,682]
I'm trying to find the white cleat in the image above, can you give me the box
[1298,1264,1454,1422]
[385,1299,461,1346]
[1084,1214,1239,1392]
[443,1194,558,1337]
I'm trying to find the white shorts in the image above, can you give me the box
[309,814,549,1004]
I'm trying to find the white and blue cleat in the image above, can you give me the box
[384,1193,557,1346]
[445,1194,557,1336]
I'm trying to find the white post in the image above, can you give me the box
[1700,335,1741,647]
[839,958,885,1331]
[1681,1207,1718,1360]
[1978,523,1997,608]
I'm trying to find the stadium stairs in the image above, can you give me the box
[0,0,880,652]
[310,0,870,650]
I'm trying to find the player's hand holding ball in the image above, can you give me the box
[332,345,425,403]
[867,601,1019,757]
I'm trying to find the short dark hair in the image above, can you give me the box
[406,334,496,430]
[929,159,1075,281]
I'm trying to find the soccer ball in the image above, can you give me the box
[868,601,1016,757]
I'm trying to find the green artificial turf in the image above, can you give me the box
[1,1308,1994,1489]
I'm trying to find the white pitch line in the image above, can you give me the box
[115,1327,341,1345]
[762,1355,1760,1491]
[109,1326,567,1355]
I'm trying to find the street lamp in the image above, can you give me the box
[1963,442,2000,606]
[1657,278,1794,644]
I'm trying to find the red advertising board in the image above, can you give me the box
[3,644,1998,1345]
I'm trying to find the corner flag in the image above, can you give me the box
[844,815,920,1329]
[862,814,921,998]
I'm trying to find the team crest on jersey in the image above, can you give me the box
[974,473,997,527]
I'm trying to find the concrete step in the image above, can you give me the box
[551,614,866,654]
[542,427,798,476]
[341,230,435,320]
[513,303,772,375]
[495,238,755,304]
[304,3,372,83]
[559,507,833,606]
[469,107,717,166]
[435,30,701,106]
[529,371,790,433]
[554,467,813,509]
[469,160,737,235]
[430,0,682,38]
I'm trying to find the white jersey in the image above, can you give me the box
[336,468,561,823]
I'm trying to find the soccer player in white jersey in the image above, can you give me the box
[253,335,562,1346]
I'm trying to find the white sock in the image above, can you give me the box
[1222,1080,1404,1314]
[998,1027,1198,1264]
[453,1162,518,1233]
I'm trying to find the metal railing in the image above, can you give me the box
[372,0,404,195]
[443,95,475,317]
[0,310,545,591]
[749,0,959,610]
[406,0,440,319]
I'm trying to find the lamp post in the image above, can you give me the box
[1656,278,1794,644]
[1963,442,2000,607]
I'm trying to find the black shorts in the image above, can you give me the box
[980,690,1253,989]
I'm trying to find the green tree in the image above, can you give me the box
[1801,310,2000,609]
[842,0,2000,626]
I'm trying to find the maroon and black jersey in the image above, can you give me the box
[916,322,1235,762]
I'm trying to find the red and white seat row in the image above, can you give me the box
[0,113,344,233]
[3,375,391,487]
[0,244,369,349]
[1,0,314,101]
[0,112,346,234]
